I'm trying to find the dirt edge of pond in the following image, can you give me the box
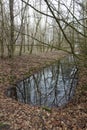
[0,51,87,130]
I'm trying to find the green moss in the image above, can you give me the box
[0,122,6,127]
[0,122,3,126]
[42,106,52,113]
[0,123,10,129]
[82,84,87,91]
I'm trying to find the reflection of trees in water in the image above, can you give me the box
[7,56,78,107]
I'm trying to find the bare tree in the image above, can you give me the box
[9,0,14,58]
[0,0,4,58]
[0,0,86,57]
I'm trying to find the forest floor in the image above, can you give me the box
[0,51,87,130]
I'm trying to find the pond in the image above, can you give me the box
[6,55,78,107]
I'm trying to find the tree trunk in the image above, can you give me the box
[0,0,4,58]
[9,0,14,58]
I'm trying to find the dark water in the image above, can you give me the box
[7,55,78,107]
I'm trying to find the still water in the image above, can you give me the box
[7,55,78,107]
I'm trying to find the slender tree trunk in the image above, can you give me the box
[0,0,4,58]
[9,0,14,58]
[23,21,26,53]
[19,1,25,56]
[58,0,61,48]
[27,23,30,51]
[72,0,75,51]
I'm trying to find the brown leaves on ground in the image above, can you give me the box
[0,51,87,130]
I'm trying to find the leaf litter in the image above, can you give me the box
[0,51,87,130]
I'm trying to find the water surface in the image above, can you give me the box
[7,55,78,107]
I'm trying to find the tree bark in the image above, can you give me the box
[9,0,14,58]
